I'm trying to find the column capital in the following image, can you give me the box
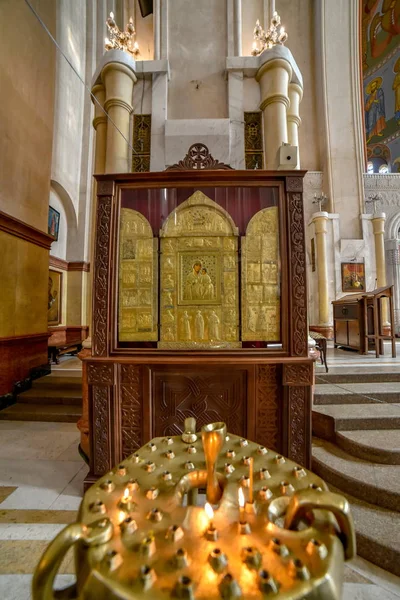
[371,213,386,235]
[256,57,293,82]
[259,93,290,111]
[311,212,329,234]
[101,61,137,85]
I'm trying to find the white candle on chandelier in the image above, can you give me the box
[205,502,214,529]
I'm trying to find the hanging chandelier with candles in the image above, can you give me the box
[252,11,288,56]
[105,12,140,57]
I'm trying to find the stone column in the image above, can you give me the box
[257,58,291,169]
[312,212,330,328]
[102,62,136,173]
[372,213,389,325]
[153,0,161,60]
[92,84,107,173]
[287,82,302,168]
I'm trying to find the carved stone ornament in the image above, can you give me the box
[166,143,233,171]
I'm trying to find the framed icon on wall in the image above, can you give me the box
[341,262,365,292]
[48,270,62,326]
[48,206,60,241]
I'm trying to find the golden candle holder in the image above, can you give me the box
[32,419,355,600]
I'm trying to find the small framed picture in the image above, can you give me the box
[48,206,60,241]
[48,270,62,325]
[341,262,365,292]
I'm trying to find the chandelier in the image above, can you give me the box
[251,11,288,56]
[105,12,140,57]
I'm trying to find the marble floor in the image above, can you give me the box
[0,422,399,598]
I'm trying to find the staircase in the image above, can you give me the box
[312,369,400,576]
[0,372,82,423]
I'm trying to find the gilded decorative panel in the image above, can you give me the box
[241,207,280,341]
[132,114,151,173]
[159,191,240,349]
[118,208,158,341]
[244,112,263,170]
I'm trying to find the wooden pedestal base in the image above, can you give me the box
[83,354,314,490]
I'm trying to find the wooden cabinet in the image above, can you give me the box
[332,286,396,356]
[332,296,363,351]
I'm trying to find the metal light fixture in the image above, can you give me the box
[105,12,140,57]
[252,11,288,56]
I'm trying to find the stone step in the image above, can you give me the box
[316,370,400,384]
[314,382,400,405]
[0,403,81,423]
[327,483,400,577]
[336,430,400,465]
[313,404,400,441]
[31,375,82,389]
[312,438,400,512]
[17,387,82,406]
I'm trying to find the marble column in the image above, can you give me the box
[257,58,291,169]
[372,213,389,325]
[153,0,161,60]
[102,62,137,173]
[312,212,330,328]
[287,82,302,168]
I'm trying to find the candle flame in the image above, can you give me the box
[123,487,130,500]
[110,11,114,19]
[238,487,245,508]
[205,502,214,520]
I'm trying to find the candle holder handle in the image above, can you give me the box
[201,422,227,504]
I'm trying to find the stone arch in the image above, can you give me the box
[49,180,78,261]
[386,210,400,240]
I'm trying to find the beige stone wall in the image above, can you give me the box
[167,0,228,119]
[0,0,56,338]
[276,0,321,171]
[0,0,56,232]
[0,232,48,337]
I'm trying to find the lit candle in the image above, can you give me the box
[118,487,135,512]
[205,502,214,529]
[238,488,245,523]
[248,457,254,504]
[205,502,218,540]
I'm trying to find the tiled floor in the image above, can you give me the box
[0,421,399,598]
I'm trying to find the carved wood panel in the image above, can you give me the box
[93,197,112,356]
[152,369,247,437]
[254,365,280,450]
[283,363,313,386]
[287,385,310,467]
[120,365,143,459]
[92,385,112,476]
[288,193,307,356]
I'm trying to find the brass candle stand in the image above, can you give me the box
[33,419,355,600]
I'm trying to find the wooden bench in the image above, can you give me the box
[309,330,328,373]
[48,340,83,365]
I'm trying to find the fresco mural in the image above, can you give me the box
[361,0,400,172]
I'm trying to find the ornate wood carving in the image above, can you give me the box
[255,365,280,450]
[120,365,143,459]
[92,385,111,475]
[166,143,233,171]
[287,386,309,466]
[286,177,303,192]
[96,180,115,196]
[288,193,307,356]
[93,197,112,356]
[283,363,313,386]
[87,363,113,385]
[152,370,247,437]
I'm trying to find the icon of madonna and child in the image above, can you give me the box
[184,260,215,301]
